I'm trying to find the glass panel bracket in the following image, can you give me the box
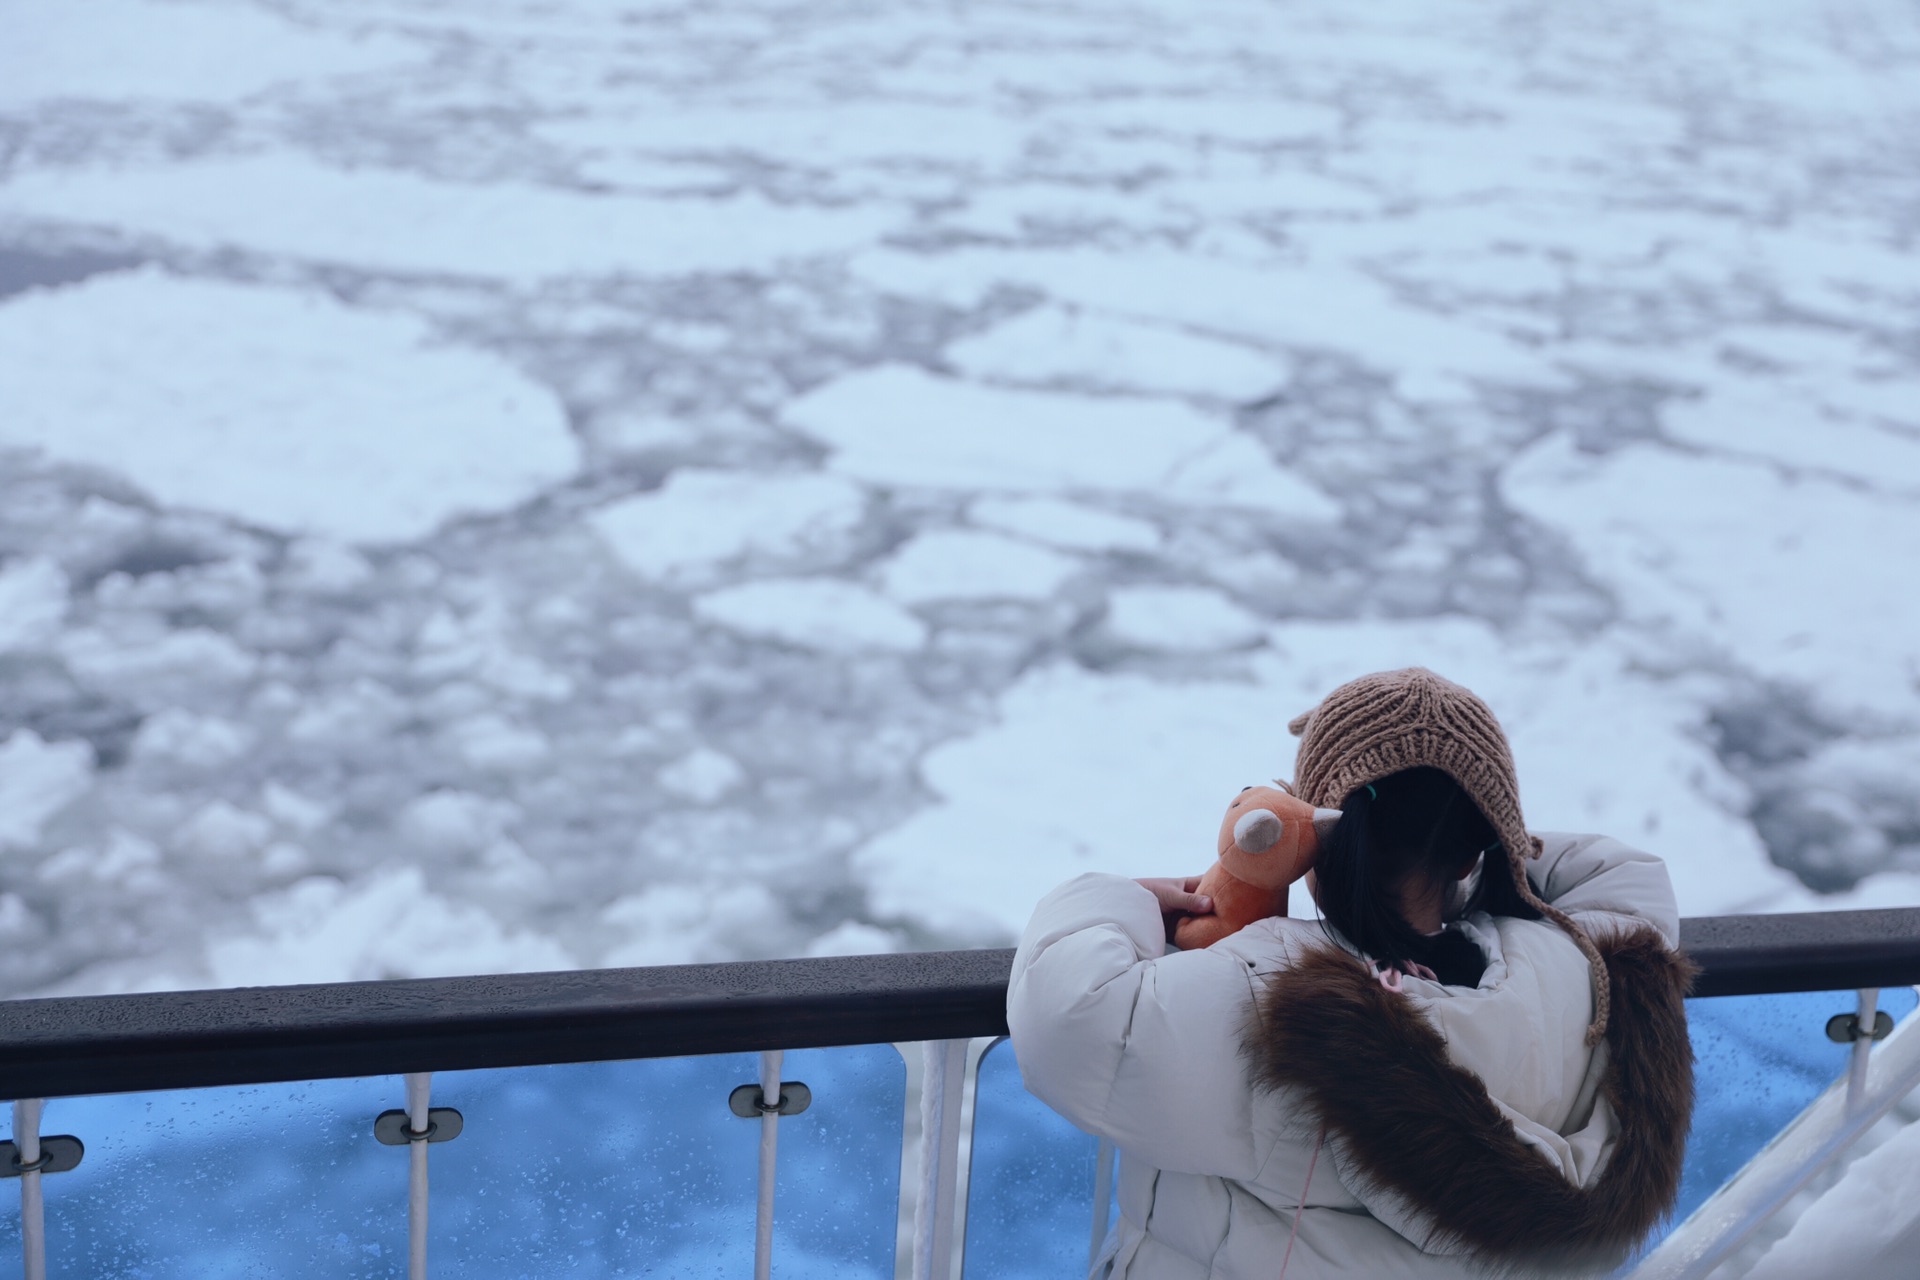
[729,1081,811,1118]
[1826,1011,1894,1043]
[374,1107,464,1145]
[0,1137,82,1177]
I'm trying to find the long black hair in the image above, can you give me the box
[1313,766,1542,987]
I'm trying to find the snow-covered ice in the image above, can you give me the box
[878,531,1079,605]
[0,269,578,541]
[0,0,1916,1012]
[590,469,867,584]
[694,579,928,653]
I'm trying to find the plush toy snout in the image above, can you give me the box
[1233,807,1283,852]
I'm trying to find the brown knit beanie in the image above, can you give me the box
[1287,667,1610,1046]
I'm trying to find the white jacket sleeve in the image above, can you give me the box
[1006,873,1277,1180]
[1529,832,1680,949]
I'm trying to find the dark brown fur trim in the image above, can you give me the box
[1244,930,1696,1273]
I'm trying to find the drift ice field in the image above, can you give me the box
[0,0,1917,999]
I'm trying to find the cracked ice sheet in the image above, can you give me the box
[0,269,577,542]
[1504,436,1920,721]
[782,364,1336,517]
[857,618,1802,941]
[0,156,905,283]
[0,0,421,108]
[945,306,1292,401]
[853,247,1557,398]
[590,469,868,585]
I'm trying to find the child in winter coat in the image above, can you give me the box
[1007,668,1694,1278]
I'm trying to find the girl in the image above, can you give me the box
[1007,668,1694,1277]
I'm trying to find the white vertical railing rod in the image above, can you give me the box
[1845,987,1879,1113]
[405,1072,431,1280]
[1089,1137,1115,1272]
[912,1040,969,1280]
[755,1049,784,1280]
[12,1099,45,1280]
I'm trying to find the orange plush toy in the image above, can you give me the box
[1172,786,1342,950]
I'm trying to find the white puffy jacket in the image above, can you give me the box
[1007,834,1694,1278]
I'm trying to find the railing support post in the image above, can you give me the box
[1845,988,1879,1114]
[754,1049,783,1280]
[11,1099,45,1280]
[405,1073,431,1280]
[913,1040,969,1280]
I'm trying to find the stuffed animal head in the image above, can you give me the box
[1217,785,1341,889]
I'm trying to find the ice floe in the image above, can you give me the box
[1504,435,1920,720]
[1104,586,1266,652]
[0,732,94,851]
[694,579,928,652]
[969,496,1161,552]
[0,156,903,282]
[878,530,1079,604]
[591,469,868,584]
[946,306,1292,400]
[0,0,419,108]
[0,270,577,541]
[856,617,1803,939]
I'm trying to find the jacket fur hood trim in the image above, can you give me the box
[1244,929,1696,1274]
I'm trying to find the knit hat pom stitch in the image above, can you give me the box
[1289,667,1612,1046]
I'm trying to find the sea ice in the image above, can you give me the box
[0,156,903,283]
[0,269,578,542]
[803,921,904,957]
[946,306,1292,401]
[601,881,786,968]
[204,868,574,988]
[693,579,927,652]
[856,617,1798,939]
[969,496,1162,552]
[784,364,1241,492]
[1504,435,1920,721]
[1662,387,1920,494]
[877,530,1079,604]
[1104,586,1266,651]
[0,0,418,108]
[657,748,747,804]
[590,469,868,584]
[129,709,255,770]
[0,732,93,852]
[1161,432,1341,519]
[0,558,67,652]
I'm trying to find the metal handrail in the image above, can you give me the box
[1,909,1917,1101]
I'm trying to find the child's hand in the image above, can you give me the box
[1136,877,1214,920]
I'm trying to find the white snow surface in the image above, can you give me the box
[0,269,578,541]
[694,578,928,652]
[1743,1114,1920,1280]
[0,156,902,282]
[0,0,419,108]
[878,530,1079,604]
[946,306,1292,400]
[590,469,867,584]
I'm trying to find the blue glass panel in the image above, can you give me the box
[1,1075,407,1279]
[965,1038,1112,1280]
[428,1044,903,1279]
[772,1044,906,1279]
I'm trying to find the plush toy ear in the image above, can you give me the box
[1287,709,1315,736]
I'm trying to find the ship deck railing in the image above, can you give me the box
[3,907,1919,1279]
